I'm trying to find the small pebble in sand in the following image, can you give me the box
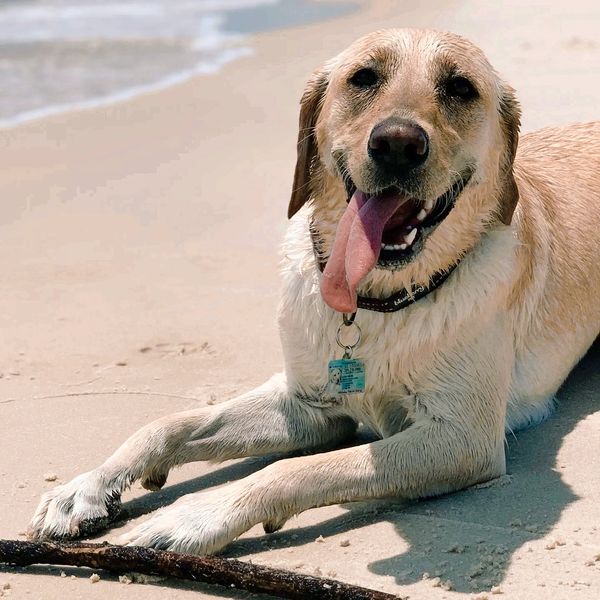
[206,395,216,405]
[116,361,127,367]
[44,473,58,482]
[313,567,323,576]
[89,574,100,583]
[119,575,133,585]
[490,586,503,594]
[315,535,325,543]
[2,584,11,591]
[339,539,350,547]
[545,539,566,550]
[60,571,67,578]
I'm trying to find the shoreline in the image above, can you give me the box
[0,46,253,131]
[0,0,357,130]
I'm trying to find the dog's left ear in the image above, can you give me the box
[288,68,330,219]
[496,85,521,225]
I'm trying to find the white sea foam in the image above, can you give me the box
[0,0,276,128]
[0,46,253,130]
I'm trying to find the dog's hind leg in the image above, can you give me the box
[27,373,356,540]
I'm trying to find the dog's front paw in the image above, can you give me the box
[118,487,252,555]
[28,470,122,539]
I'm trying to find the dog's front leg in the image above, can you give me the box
[119,337,511,555]
[28,374,356,540]
[118,413,506,554]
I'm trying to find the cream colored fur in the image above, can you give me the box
[28,29,600,556]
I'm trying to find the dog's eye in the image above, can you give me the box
[349,68,379,89]
[445,76,478,100]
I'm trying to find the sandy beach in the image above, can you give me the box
[1,0,600,598]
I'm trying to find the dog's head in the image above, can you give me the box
[288,29,520,313]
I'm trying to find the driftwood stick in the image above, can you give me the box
[0,540,402,600]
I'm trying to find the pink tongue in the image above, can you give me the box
[321,189,410,312]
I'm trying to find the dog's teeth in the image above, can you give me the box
[416,209,427,221]
[424,199,434,211]
[381,239,413,252]
[404,228,417,245]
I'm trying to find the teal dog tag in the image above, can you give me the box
[327,358,365,394]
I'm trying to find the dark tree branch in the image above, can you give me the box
[0,540,403,600]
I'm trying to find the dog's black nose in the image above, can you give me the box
[368,118,429,170]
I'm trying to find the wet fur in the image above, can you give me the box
[28,29,600,555]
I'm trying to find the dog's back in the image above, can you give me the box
[508,122,600,425]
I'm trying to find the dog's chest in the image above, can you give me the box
[283,296,432,418]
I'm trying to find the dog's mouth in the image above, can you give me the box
[320,170,473,313]
[348,171,473,268]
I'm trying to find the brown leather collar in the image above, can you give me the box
[310,222,459,313]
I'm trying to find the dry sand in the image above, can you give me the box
[1,0,600,598]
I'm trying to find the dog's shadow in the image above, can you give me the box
[103,340,599,595]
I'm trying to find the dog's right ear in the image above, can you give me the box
[287,68,330,219]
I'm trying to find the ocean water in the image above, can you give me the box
[0,0,354,127]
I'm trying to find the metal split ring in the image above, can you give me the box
[336,318,362,351]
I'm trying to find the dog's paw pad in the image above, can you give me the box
[262,516,288,534]
[141,472,168,492]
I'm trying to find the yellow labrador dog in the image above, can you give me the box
[29,29,600,555]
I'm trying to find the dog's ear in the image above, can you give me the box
[288,68,330,219]
[496,85,521,225]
